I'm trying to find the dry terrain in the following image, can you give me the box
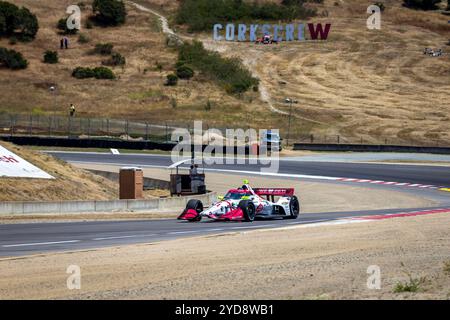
[0,142,168,201]
[0,0,264,129]
[0,212,449,299]
[0,0,448,144]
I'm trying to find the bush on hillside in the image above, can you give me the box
[0,1,39,40]
[43,50,58,64]
[165,74,178,86]
[93,66,116,79]
[178,41,259,94]
[176,64,194,79]
[0,47,28,69]
[92,0,127,26]
[403,0,441,10]
[72,66,115,79]
[94,42,114,55]
[176,0,317,32]
[102,52,126,66]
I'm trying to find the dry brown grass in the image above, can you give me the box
[0,0,265,127]
[0,0,449,145]
[0,141,118,201]
[0,141,169,201]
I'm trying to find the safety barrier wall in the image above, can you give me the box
[0,192,217,216]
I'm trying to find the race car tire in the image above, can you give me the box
[286,196,300,219]
[238,200,256,222]
[185,199,203,222]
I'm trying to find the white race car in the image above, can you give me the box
[178,181,300,222]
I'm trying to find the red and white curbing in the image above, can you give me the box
[335,178,446,190]
[351,207,450,221]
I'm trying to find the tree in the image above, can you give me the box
[403,0,441,10]
[0,47,28,69]
[92,0,127,26]
[0,1,39,40]
[16,7,38,39]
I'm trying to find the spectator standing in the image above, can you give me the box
[69,104,76,117]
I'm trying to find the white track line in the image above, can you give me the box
[167,230,201,235]
[2,240,80,248]
[93,234,155,241]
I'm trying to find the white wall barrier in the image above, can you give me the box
[0,192,217,216]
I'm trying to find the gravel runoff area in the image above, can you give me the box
[0,212,449,299]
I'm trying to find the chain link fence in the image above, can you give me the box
[0,113,446,147]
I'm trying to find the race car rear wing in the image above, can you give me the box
[253,188,294,197]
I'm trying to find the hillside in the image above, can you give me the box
[0,141,118,201]
[0,0,449,145]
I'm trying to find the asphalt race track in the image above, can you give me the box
[2,206,449,257]
[47,152,450,187]
[1,152,449,257]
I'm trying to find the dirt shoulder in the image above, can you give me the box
[1,213,449,299]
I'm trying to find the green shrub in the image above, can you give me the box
[393,277,427,293]
[8,36,17,45]
[78,33,90,43]
[165,73,178,86]
[57,17,78,34]
[0,47,28,69]
[176,64,194,79]
[103,52,126,66]
[72,66,115,79]
[0,1,39,40]
[178,41,258,94]
[43,50,58,64]
[72,66,95,79]
[92,0,127,26]
[176,0,316,32]
[93,66,115,79]
[94,42,114,55]
[402,0,441,10]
